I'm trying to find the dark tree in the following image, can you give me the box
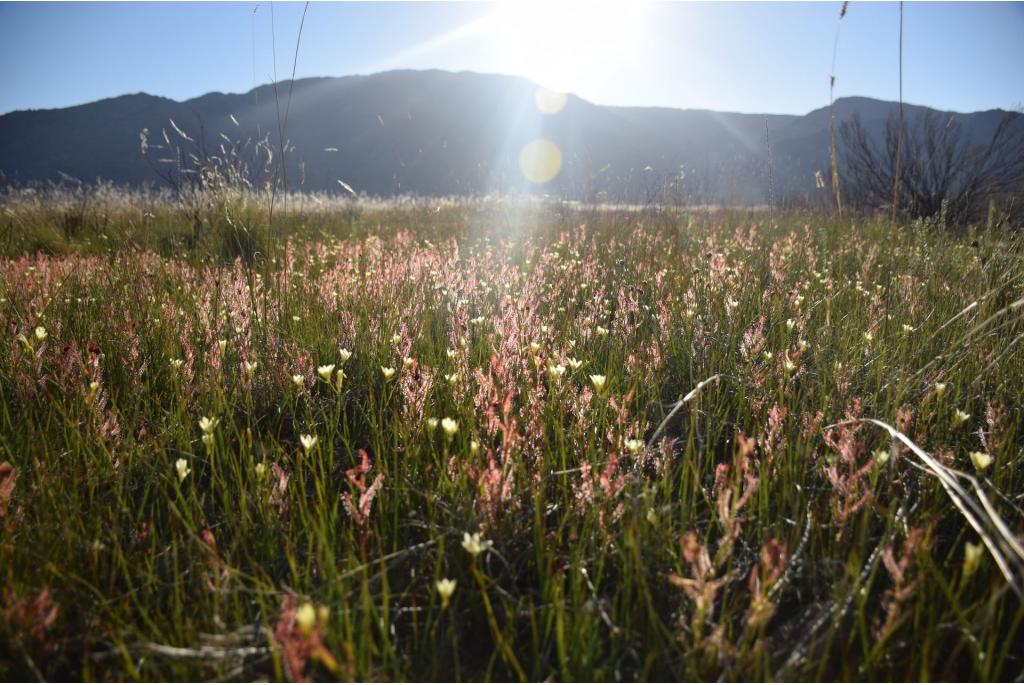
[840,110,1024,226]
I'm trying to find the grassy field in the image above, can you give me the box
[0,193,1022,680]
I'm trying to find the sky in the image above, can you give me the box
[0,1,1022,116]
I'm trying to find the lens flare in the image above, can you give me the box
[534,87,567,115]
[518,139,562,183]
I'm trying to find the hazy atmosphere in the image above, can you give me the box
[1,2,1023,683]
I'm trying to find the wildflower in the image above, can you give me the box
[255,462,267,478]
[244,360,258,373]
[590,374,607,393]
[391,334,402,346]
[436,578,457,608]
[902,324,914,333]
[567,357,583,371]
[339,348,352,363]
[198,416,218,434]
[202,434,214,448]
[783,359,797,374]
[218,339,227,354]
[962,541,984,577]
[34,326,47,342]
[300,434,319,453]
[786,318,795,332]
[170,358,185,369]
[934,382,947,398]
[381,366,396,381]
[296,602,317,637]
[462,531,493,557]
[873,448,891,465]
[292,374,305,387]
[447,348,458,360]
[88,381,100,394]
[175,458,191,483]
[426,417,439,432]
[969,451,992,471]
[530,342,541,354]
[444,372,459,384]
[548,363,566,379]
[595,325,609,337]
[292,315,301,322]
[625,438,644,455]
[763,351,774,362]
[403,356,415,369]
[441,417,458,437]
[863,331,874,343]
[798,339,809,352]
[646,508,658,525]
[795,294,805,306]
[317,364,335,381]
[470,440,480,455]
[952,409,970,427]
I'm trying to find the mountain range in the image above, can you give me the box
[1,69,1020,204]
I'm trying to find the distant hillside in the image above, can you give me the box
[1,69,1020,204]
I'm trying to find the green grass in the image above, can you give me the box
[0,193,1022,680]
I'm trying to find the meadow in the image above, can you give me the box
[0,191,1022,680]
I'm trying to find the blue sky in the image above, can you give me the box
[1,1,1021,116]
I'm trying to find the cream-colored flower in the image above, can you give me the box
[963,541,984,576]
[391,334,402,346]
[292,374,305,387]
[381,366,396,381]
[436,578,457,608]
[530,342,541,354]
[199,416,218,434]
[426,417,439,432]
[170,358,185,369]
[441,417,458,437]
[969,451,992,471]
[595,325,609,337]
[548,363,566,379]
[934,382,947,398]
[244,360,258,373]
[873,449,891,465]
[461,531,493,557]
[339,348,352,363]
[317,364,336,381]
[218,339,228,354]
[470,440,480,455]
[567,357,583,371]
[785,318,795,332]
[255,462,267,478]
[952,409,971,427]
[625,438,644,455]
[403,356,415,369]
[296,602,316,636]
[590,374,607,393]
[175,458,191,483]
[34,326,47,342]
[300,434,319,452]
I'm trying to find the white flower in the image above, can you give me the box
[436,578,457,608]
[202,433,214,448]
[590,374,607,393]
[461,531,493,557]
[863,331,874,343]
[902,324,914,333]
[170,358,185,369]
[595,325,609,337]
[391,334,402,346]
[403,356,415,369]
[255,462,267,478]
[175,458,191,483]
[470,440,480,455]
[218,339,228,354]
[300,434,319,452]
[625,438,644,455]
[952,409,970,427]
[317,364,336,381]
[198,416,218,434]
[763,351,774,362]
[444,372,459,384]
[934,382,947,398]
[529,342,541,355]
[969,451,992,471]
[873,449,891,465]
[244,360,258,373]
[292,374,305,387]
[784,359,797,374]
[447,348,458,360]
[426,417,439,432]
[339,348,352,363]
[34,326,47,341]
[786,318,795,332]
[567,357,583,371]
[548,364,566,379]
[381,366,396,381]
[441,417,459,437]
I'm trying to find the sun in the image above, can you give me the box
[490,1,645,94]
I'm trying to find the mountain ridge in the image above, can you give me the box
[1,69,1020,203]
